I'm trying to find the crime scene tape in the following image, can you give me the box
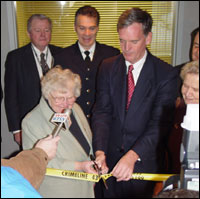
[46,168,175,182]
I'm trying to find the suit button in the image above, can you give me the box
[87,68,90,71]
[86,89,90,93]
[86,101,90,105]
[85,77,89,80]
[87,114,90,118]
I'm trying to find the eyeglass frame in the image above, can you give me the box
[50,93,76,104]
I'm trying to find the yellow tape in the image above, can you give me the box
[46,168,99,182]
[46,168,175,182]
[131,173,175,181]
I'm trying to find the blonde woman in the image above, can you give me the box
[168,60,199,174]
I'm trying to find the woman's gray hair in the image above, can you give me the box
[41,65,81,99]
[27,14,52,33]
[180,60,199,80]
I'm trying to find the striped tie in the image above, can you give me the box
[40,53,49,75]
[126,65,135,110]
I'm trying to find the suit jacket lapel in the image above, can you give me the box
[73,42,89,72]
[113,55,127,123]
[24,43,40,84]
[92,42,102,64]
[74,41,84,59]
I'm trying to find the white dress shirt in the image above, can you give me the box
[31,44,53,79]
[125,50,147,86]
[78,42,96,61]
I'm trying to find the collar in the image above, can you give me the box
[78,42,96,55]
[44,98,56,113]
[31,43,48,55]
[125,50,147,72]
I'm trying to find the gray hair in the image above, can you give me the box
[27,14,52,33]
[117,7,153,36]
[41,66,81,99]
[180,60,199,80]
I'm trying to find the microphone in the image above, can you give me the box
[51,109,71,137]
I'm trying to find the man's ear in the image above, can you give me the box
[74,24,77,33]
[27,31,31,39]
[146,32,152,45]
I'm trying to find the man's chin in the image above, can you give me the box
[123,55,134,63]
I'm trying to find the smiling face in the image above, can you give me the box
[27,18,51,52]
[74,15,99,50]
[118,23,152,64]
[181,73,199,104]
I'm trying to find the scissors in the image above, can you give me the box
[90,155,108,190]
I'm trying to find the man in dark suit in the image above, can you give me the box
[91,8,178,197]
[54,6,120,123]
[4,14,62,146]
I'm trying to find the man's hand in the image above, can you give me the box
[111,150,139,181]
[75,161,99,174]
[95,150,109,174]
[14,131,22,145]
[35,134,60,160]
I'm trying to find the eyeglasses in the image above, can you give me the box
[50,93,75,104]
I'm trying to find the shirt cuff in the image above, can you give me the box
[12,130,21,134]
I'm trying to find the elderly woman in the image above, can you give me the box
[180,60,199,104]
[22,66,96,198]
[168,60,199,174]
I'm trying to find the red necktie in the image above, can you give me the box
[126,65,135,110]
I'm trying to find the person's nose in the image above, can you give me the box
[63,99,71,107]
[84,28,91,36]
[40,30,46,37]
[124,41,131,51]
[185,87,193,97]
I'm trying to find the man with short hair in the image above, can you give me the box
[4,14,62,145]
[54,5,120,124]
[92,8,178,197]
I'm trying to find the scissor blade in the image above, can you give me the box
[102,177,108,190]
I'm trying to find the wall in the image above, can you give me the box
[1,1,199,158]
[1,1,19,158]
[174,1,199,65]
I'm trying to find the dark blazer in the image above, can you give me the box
[4,43,62,132]
[92,52,178,173]
[54,41,120,122]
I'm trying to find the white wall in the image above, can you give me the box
[174,1,199,65]
[1,1,199,158]
[1,1,19,158]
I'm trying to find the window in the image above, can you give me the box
[16,1,176,64]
